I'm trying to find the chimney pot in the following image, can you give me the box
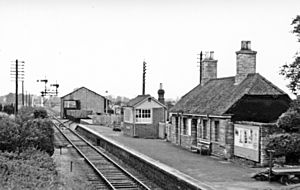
[158,83,165,105]
[205,51,210,59]
[235,41,257,85]
[241,41,251,50]
[210,51,214,60]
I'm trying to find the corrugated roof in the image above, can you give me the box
[170,73,289,115]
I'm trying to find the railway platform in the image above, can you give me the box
[71,122,299,190]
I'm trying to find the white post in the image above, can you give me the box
[105,90,108,114]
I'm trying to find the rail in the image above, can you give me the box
[51,115,152,190]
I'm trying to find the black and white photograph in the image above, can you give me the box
[1,0,300,189]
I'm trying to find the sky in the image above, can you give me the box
[0,0,299,100]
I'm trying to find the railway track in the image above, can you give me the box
[51,116,153,190]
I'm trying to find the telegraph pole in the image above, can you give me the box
[197,51,203,85]
[11,59,25,114]
[142,61,146,95]
[15,60,18,114]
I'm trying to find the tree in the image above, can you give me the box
[280,15,300,95]
[270,16,300,163]
[277,110,300,132]
[266,98,300,164]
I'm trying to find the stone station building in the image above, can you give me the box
[168,41,291,165]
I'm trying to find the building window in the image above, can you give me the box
[64,100,78,109]
[135,109,151,123]
[214,120,220,141]
[182,118,187,135]
[124,108,132,123]
[203,120,208,139]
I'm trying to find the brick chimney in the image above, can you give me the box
[158,83,165,105]
[235,41,257,85]
[201,51,218,85]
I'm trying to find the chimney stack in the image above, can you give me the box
[201,51,218,85]
[235,41,257,85]
[158,83,165,105]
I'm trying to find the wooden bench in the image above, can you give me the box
[191,140,211,155]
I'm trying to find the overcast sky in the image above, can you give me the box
[0,0,299,100]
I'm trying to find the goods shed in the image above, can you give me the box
[60,87,108,119]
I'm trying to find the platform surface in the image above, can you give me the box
[72,123,300,190]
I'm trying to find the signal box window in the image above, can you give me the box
[135,109,151,123]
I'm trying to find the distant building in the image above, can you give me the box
[60,87,108,119]
[168,41,291,164]
[123,94,167,138]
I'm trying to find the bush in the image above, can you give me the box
[3,104,14,115]
[266,133,300,164]
[0,113,54,156]
[18,106,35,122]
[21,119,55,156]
[34,108,48,119]
[0,116,21,152]
[0,148,59,189]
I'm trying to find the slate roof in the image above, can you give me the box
[126,94,167,108]
[170,73,289,115]
[126,94,151,107]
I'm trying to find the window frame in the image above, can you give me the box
[135,108,152,123]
